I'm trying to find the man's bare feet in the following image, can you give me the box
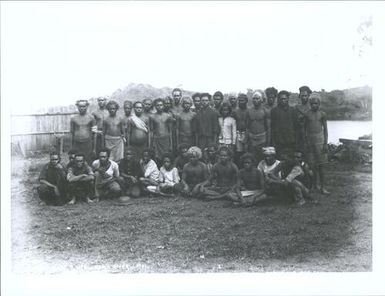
[320,188,330,195]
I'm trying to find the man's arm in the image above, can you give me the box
[70,118,75,146]
[125,119,131,147]
[175,115,180,148]
[265,110,271,146]
[321,112,328,151]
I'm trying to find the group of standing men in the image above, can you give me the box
[37,86,329,206]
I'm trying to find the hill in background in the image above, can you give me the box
[42,83,372,120]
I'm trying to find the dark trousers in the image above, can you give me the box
[37,184,67,206]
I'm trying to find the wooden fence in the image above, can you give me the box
[11,111,77,156]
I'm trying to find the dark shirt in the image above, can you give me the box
[39,163,67,192]
[119,158,144,178]
[194,107,220,137]
[239,167,263,190]
[68,164,93,178]
[270,106,297,145]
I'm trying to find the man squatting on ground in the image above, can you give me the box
[38,86,329,206]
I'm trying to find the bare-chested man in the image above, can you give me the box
[296,86,312,153]
[172,88,183,115]
[103,100,125,162]
[264,87,278,116]
[70,100,97,163]
[245,90,270,164]
[122,100,133,143]
[126,101,150,159]
[149,98,173,163]
[212,91,224,115]
[142,98,155,121]
[192,92,201,113]
[176,96,196,147]
[92,97,109,155]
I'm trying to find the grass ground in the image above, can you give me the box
[11,155,372,274]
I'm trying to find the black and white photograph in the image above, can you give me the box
[1,1,384,295]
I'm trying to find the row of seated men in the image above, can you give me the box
[37,144,315,207]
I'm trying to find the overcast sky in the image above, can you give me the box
[1,1,375,113]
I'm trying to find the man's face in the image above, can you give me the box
[155,101,164,113]
[219,150,229,164]
[143,100,152,112]
[164,99,172,111]
[181,148,188,158]
[173,91,182,105]
[267,95,276,106]
[299,91,310,105]
[108,105,117,116]
[310,99,320,111]
[134,103,143,116]
[278,94,289,108]
[213,96,222,108]
[229,96,237,107]
[238,97,247,108]
[77,102,88,114]
[182,101,192,111]
[99,152,108,164]
[124,150,133,161]
[201,96,210,108]
[142,152,150,163]
[189,154,198,164]
[252,95,263,108]
[221,106,230,117]
[75,156,85,168]
[98,98,107,108]
[50,154,60,167]
[163,157,172,169]
[207,147,216,158]
[243,159,252,170]
[293,153,303,165]
[124,105,132,116]
[193,97,201,109]
[265,154,276,165]
[69,153,76,163]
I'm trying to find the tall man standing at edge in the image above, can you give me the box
[296,86,312,154]
[70,100,97,163]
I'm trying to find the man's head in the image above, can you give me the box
[178,143,190,158]
[154,98,165,113]
[252,90,264,108]
[123,101,133,116]
[192,93,201,110]
[187,146,202,165]
[106,100,119,116]
[309,93,321,111]
[172,88,183,105]
[97,97,107,109]
[164,96,173,112]
[124,149,133,161]
[218,146,231,165]
[98,148,110,165]
[219,102,232,117]
[76,100,89,115]
[292,151,303,165]
[181,96,193,112]
[263,147,276,165]
[49,152,60,167]
[142,148,153,163]
[265,87,278,107]
[277,90,290,108]
[213,91,224,109]
[142,98,153,112]
[68,149,77,164]
[74,154,86,168]
[206,145,217,160]
[237,93,248,109]
[240,152,255,170]
[133,101,144,116]
[228,94,238,108]
[200,93,211,109]
[299,86,312,105]
[162,153,173,170]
